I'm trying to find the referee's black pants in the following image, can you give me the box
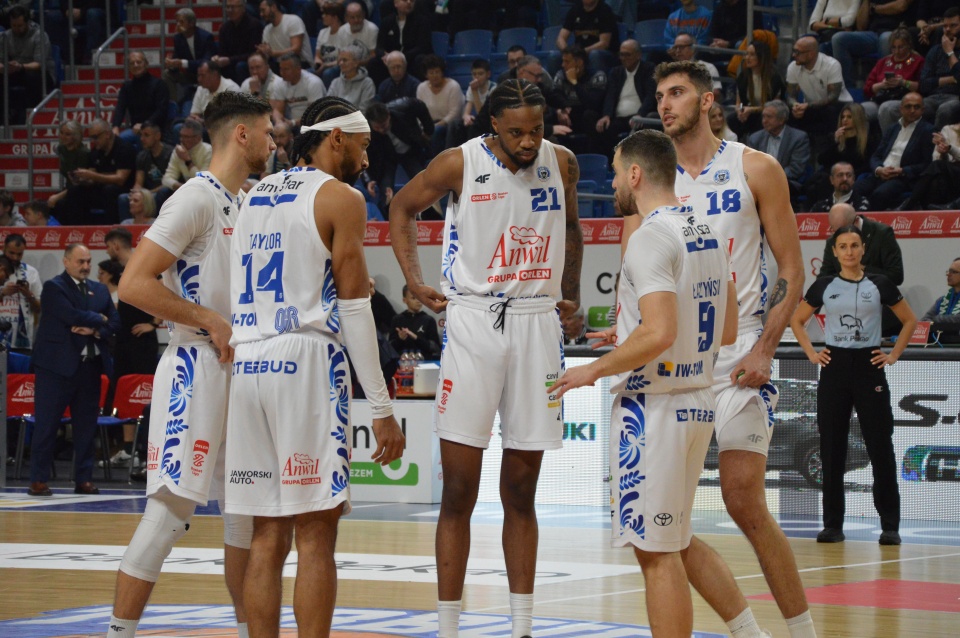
[817,347,901,532]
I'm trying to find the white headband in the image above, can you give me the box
[300,111,370,134]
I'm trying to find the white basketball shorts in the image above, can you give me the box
[611,387,716,553]
[225,332,352,517]
[712,327,779,455]
[435,297,563,450]
[146,343,230,505]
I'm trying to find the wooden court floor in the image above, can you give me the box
[2,508,960,637]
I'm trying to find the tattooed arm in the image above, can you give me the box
[558,145,583,320]
[731,148,805,388]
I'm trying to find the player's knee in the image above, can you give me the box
[441,477,479,515]
[223,512,253,550]
[119,493,195,582]
[500,478,537,513]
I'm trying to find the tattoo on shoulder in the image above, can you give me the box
[769,278,788,309]
[566,154,579,184]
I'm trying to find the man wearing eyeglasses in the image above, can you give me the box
[54,119,137,225]
[211,0,264,83]
[921,259,960,344]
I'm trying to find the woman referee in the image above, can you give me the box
[790,224,916,546]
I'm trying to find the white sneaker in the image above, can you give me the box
[99,449,132,468]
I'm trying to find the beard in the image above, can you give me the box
[340,154,363,185]
[501,141,539,169]
[663,104,702,139]
[615,188,637,217]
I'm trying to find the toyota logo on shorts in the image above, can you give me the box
[654,513,673,526]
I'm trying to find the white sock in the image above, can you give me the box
[509,592,533,638]
[786,611,817,638]
[727,608,764,638]
[107,616,139,637]
[237,622,250,638]
[437,600,461,638]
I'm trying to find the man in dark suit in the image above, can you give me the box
[363,98,434,216]
[595,40,656,158]
[373,0,432,85]
[28,244,120,496]
[852,92,935,211]
[819,203,905,336]
[808,161,871,213]
[747,99,810,202]
[162,7,218,103]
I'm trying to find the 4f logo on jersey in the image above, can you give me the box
[475,174,490,183]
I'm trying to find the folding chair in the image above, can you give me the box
[8,374,59,481]
[97,374,153,482]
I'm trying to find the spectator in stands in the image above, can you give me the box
[554,45,607,154]
[804,102,877,204]
[65,1,107,64]
[241,51,283,101]
[731,40,785,138]
[861,28,925,133]
[97,257,121,305]
[105,227,134,267]
[134,121,173,200]
[828,0,913,89]
[0,1,30,30]
[562,307,591,345]
[557,0,619,73]
[377,51,420,102]
[258,0,313,68]
[189,61,241,122]
[921,257,960,344]
[709,102,738,141]
[162,8,218,103]
[211,0,264,83]
[0,6,56,124]
[897,121,960,210]
[370,276,396,335]
[57,119,136,225]
[785,35,852,149]
[111,51,170,147]
[28,243,120,497]
[389,284,440,359]
[328,44,376,110]
[919,7,960,130]
[914,0,955,56]
[313,1,349,86]
[0,189,26,226]
[808,0,861,53]
[270,52,327,126]
[121,188,157,226]
[20,200,60,226]
[377,0,432,82]
[596,40,657,156]
[364,98,433,214]
[0,233,41,351]
[669,33,723,100]
[160,119,212,196]
[417,54,465,157]
[747,100,811,202]
[497,46,528,84]
[853,92,935,210]
[343,1,379,65]
[809,161,872,212]
[262,121,294,176]
[450,58,495,147]
[49,120,90,211]
[664,0,713,47]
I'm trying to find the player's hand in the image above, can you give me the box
[550,363,600,400]
[409,282,448,313]
[807,347,831,367]
[730,349,772,388]
[557,299,579,321]
[871,348,897,368]
[371,415,405,465]
[587,325,617,349]
[207,315,235,364]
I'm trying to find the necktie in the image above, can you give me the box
[78,280,96,359]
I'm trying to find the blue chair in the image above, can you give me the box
[540,26,568,53]
[576,180,599,218]
[635,19,668,53]
[450,73,473,91]
[577,154,609,184]
[452,30,494,56]
[497,27,538,54]
[444,55,477,76]
[432,31,450,58]
[366,201,385,221]
[51,44,64,84]
[617,23,629,47]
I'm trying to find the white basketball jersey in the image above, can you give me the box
[145,171,241,346]
[230,167,340,346]
[441,135,566,300]
[674,141,768,320]
[612,206,730,395]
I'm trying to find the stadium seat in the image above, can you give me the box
[366,202,385,221]
[540,26,569,53]
[497,27,538,54]
[576,180,599,218]
[444,56,476,76]
[432,32,450,58]
[452,30,494,56]
[635,19,668,53]
[450,73,473,91]
[577,153,610,183]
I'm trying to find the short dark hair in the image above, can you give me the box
[945,6,959,19]
[278,52,301,66]
[654,60,715,97]
[402,284,411,296]
[0,189,14,211]
[8,5,29,21]
[507,45,526,55]
[831,224,863,242]
[140,120,162,133]
[472,58,491,72]
[562,45,588,65]
[22,200,51,219]
[292,96,362,165]
[422,54,445,73]
[488,79,545,119]
[322,1,345,20]
[105,227,133,249]
[615,129,677,190]
[4,233,26,248]
[204,91,272,140]
[98,259,124,286]
[365,101,390,124]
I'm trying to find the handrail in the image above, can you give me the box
[94,26,128,124]
[747,0,806,50]
[26,88,65,201]
[39,3,47,97]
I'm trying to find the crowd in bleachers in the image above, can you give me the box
[2,0,960,222]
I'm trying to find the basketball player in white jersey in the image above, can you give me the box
[389,79,583,638]
[106,92,276,638]
[225,96,405,637]
[552,129,744,638]
[646,61,816,638]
